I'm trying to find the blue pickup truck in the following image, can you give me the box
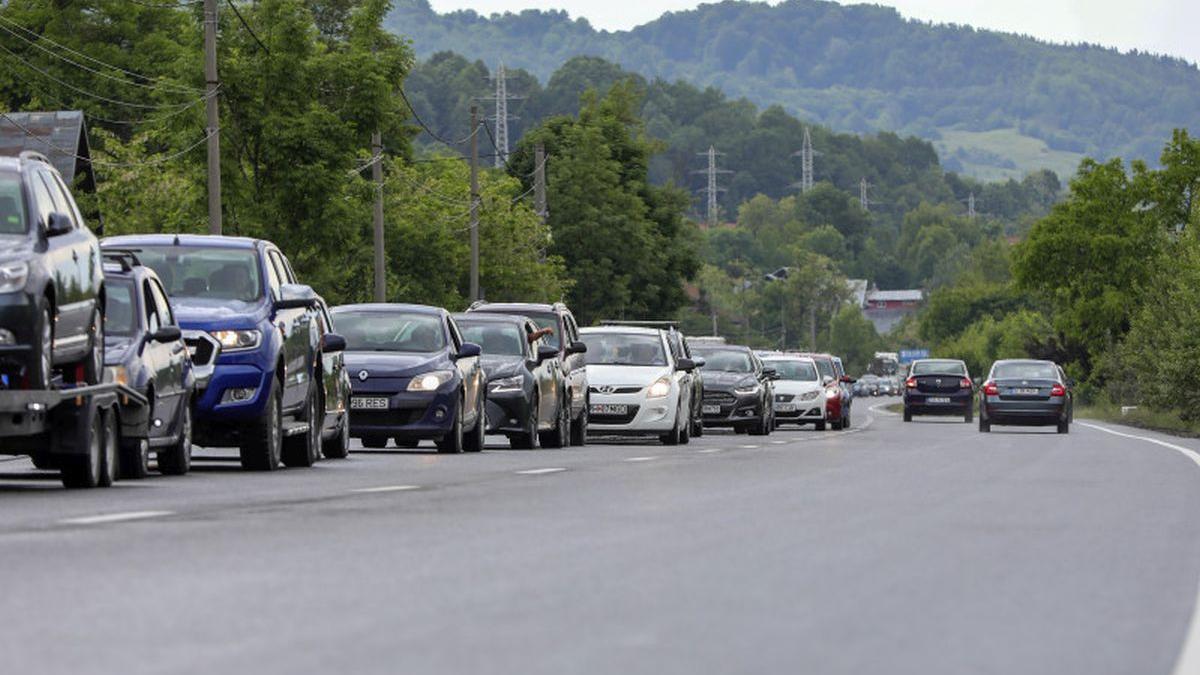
[101,234,341,470]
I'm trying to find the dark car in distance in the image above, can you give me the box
[100,251,195,477]
[467,301,588,445]
[688,343,775,435]
[333,304,485,453]
[452,313,562,449]
[0,152,105,389]
[903,358,974,423]
[978,359,1073,434]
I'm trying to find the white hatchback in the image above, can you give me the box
[580,326,696,445]
[762,355,827,430]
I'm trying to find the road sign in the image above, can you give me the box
[899,349,930,364]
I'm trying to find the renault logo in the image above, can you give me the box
[358,370,369,382]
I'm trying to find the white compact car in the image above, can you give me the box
[580,326,697,445]
[762,355,827,430]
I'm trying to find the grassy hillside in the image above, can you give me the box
[386,0,1200,178]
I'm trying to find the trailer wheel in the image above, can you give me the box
[61,408,104,489]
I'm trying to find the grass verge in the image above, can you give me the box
[1077,402,1200,438]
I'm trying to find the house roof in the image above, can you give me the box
[866,289,924,303]
[0,110,94,192]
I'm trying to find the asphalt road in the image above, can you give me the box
[2,399,1200,675]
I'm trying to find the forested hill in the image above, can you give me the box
[386,0,1200,179]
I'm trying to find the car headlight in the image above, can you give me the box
[211,329,262,352]
[646,377,672,399]
[488,374,524,393]
[799,390,820,401]
[408,370,455,392]
[826,388,839,399]
[734,384,760,396]
[0,261,28,294]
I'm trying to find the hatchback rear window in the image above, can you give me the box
[0,173,26,234]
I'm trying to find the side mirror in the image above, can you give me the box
[150,325,182,343]
[44,212,73,237]
[537,344,557,363]
[567,341,588,356]
[456,342,482,359]
[762,366,778,380]
[693,356,706,368]
[321,332,346,353]
[676,357,696,372]
[275,283,318,310]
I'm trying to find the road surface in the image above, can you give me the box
[1,400,1198,675]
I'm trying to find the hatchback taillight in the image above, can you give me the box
[983,382,999,396]
[1050,383,1066,397]
[905,377,917,389]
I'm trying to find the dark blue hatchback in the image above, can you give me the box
[331,304,485,453]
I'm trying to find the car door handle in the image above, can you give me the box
[72,250,79,262]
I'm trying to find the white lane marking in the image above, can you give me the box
[739,444,759,449]
[696,448,725,454]
[624,456,658,462]
[771,440,788,445]
[350,485,420,494]
[60,510,174,526]
[515,467,566,475]
[869,402,900,416]
[1078,421,1200,675]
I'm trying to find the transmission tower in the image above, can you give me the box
[692,146,732,226]
[483,63,523,168]
[791,127,816,193]
[860,177,871,212]
[968,191,977,219]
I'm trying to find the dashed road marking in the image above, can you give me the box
[515,468,567,476]
[738,444,759,449]
[696,448,725,454]
[771,440,788,445]
[350,485,420,494]
[624,456,658,462]
[60,510,174,526]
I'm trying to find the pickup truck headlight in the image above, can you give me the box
[488,375,524,393]
[734,384,761,396]
[408,370,455,392]
[646,377,672,399]
[0,262,28,294]
[211,329,262,352]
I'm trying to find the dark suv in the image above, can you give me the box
[0,152,105,389]
[467,301,588,445]
[101,234,333,470]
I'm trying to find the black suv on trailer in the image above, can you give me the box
[0,152,105,389]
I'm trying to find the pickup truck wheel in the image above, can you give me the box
[120,437,151,479]
[435,393,465,454]
[31,303,53,390]
[283,387,320,468]
[240,385,282,471]
[158,404,192,476]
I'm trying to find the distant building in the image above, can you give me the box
[0,110,95,193]
[859,287,924,335]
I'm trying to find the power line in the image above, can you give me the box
[124,0,203,8]
[0,110,212,168]
[0,14,203,95]
[225,0,270,55]
[397,88,480,149]
[480,120,516,173]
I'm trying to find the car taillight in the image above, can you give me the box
[960,378,972,389]
[1050,383,1066,397]
[983,382,999,396]
[905,377,917,389]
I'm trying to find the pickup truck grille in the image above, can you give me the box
[185,334,218,367]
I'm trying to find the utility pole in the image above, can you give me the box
[693,146,731,227]
[371,130,385,302]
[968,191,977,219]
[203,0,221,234]
[534,143,547,222]
[486,63,523,169]
[860,177,870,212]
[469,105,481,302]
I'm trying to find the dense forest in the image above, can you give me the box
[388,0,1200,177]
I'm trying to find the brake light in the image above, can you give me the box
[983,381,999,396]
[905,377,917,389]
[960,378,972,389]
[1050,383,1066,397]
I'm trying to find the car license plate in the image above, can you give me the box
[776,403,797,412]
[351,396,389,410]
[928,397,951,404]
[591,403,627,415]
[1013,388,1040,396]
[702,404,721,415]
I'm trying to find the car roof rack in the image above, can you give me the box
[18,150,51,166]
[101,249,143,272]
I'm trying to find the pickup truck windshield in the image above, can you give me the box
[0,173,26,235]
[456,321,525,357]
[334,311,447,353]
[135,246,263,303]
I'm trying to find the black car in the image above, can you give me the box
[689,344,776,435]
[978,359,1073,433]
[452,313,561,449]
[0,152,105,390]
[313,298,351,459]
[467,301,589,445]
[101,251,195,477]
[333,304,486,453]
[903,358,974,423]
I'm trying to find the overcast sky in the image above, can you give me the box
[428,0,1200,65]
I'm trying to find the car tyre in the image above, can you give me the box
[464,396,485,453]
[570,401,588,446]
[158,403,192,476]
[815,420,826,431]
[322,414,351,459]
[510,396,540,450]
[1057,419,1070,434]
[540,396,570,448]
[361,436,388,449]
[660,413,682,446]
[120,436,151,479]
[979,415,991,433]
[964,405,974,424]
[61,408,105,489]
[903,407,912,423]
[436,393,465,454]
[81,305,104,385]
[282,386,320,468]
[241,383,282,471]
[31,302,53,390]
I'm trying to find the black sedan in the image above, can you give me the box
[903,358,974,423]
[690,345,775,435]
[101,252,195,477]
[978,359,1073,433]
[452,313,562,449]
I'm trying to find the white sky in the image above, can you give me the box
[428,0,1200,64]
